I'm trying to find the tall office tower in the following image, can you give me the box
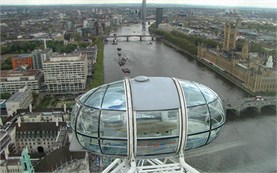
[223,22,237,51]
[156,8,163,28]
[141,0,146,30]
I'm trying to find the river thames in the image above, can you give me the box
[103,23,276,172]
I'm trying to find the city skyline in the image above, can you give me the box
[1,0,276,8]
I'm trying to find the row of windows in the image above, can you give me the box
[18,130,56,134]
[45,78,86,82]
[18,141,54,145]
[5,168,20,173]
[17,138,55,141]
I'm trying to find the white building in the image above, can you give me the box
[19,108,70,123]
[0,69,43,93]
[112,14,123,25]
[5,86,33,116]
[83,18,95,28]
[43,54,88,94]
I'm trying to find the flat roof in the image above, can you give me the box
[6,88,29,102]
[0,69,42,79]
[16,54,32,58]
[16,122,66,132]
[44,54,84,63]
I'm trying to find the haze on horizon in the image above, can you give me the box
[1,0,276,8]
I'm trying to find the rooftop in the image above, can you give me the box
[0,69,42,79]
[16,54,32,58]
[6,87,30,103]
[34,144,86,172]
[44,54,84,63]
[16,122,66,132]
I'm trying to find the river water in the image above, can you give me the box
[103,23,276,172]
[104,23,247,101]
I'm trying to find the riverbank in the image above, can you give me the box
[159,39,256,96]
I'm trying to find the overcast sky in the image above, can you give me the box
[1,0,276,8]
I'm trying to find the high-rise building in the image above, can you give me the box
[31,48,52,70]
[43,54,88,94]
[156,8,163,28]
[141,0,146,29]
[64,20,72,31]
[223,22,236,51]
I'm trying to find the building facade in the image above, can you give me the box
[223,22,236,51]
[197,46,277,93]
[43,54,88,94]
[15,121,67,154]
[0,130,20,173]
[5,86,33,116]
[240,42,249,60]
[77,46,98,76]
[12,54,33,70]
[31,48,53,70]
[0,69,43,93]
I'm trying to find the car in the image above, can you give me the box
[255,96,264,101]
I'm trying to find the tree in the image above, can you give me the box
[0,93,12,99]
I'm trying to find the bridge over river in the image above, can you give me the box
[105,34,159,41]
[223,96,276,116]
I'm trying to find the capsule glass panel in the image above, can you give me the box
[102,82,126,110]
[197,83,217,103]
[76,107,99,137]
[179,81,206,107]
[208,99,225,129]
[136,109,179,156]
[100,139,127,155]
[186,132,209,149]
[100,110,127,138]
[85,86,107,108]
[77,134,100,153]
[187,105,210,135]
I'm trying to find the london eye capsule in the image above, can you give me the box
[71,76,225,158]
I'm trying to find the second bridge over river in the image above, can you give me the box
[223,96,276,116]
[105,34,158,41]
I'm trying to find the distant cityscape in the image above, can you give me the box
[0,2,276,173]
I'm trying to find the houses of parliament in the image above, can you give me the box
[197,22,276,94]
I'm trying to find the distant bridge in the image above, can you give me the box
[223,96,276,116]
[105,34,159,41]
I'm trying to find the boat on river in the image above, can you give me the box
[112,39,117,45]
[117,48,122,51]
[122,68,130,73]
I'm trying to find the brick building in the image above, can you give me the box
[12,54,33,70]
